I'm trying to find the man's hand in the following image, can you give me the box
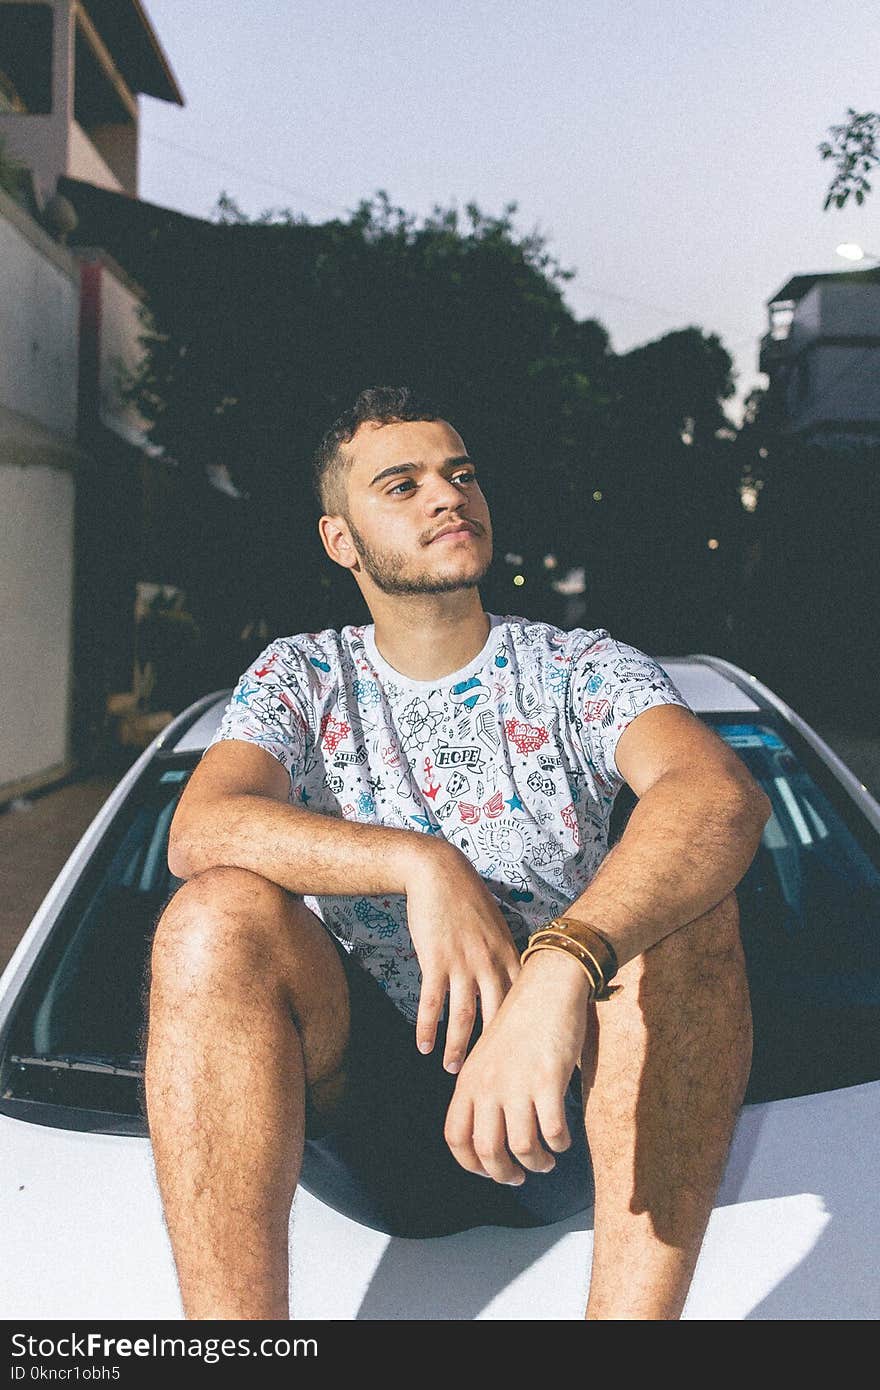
[444,949,592,1184]
[403,840,522,1073]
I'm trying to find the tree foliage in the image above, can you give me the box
[819,108,879,209]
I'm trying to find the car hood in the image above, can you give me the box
[2,1079,878,1320]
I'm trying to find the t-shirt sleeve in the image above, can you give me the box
[568,631,692,796]
[205,640,311,794]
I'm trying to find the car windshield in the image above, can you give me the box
[0,759,193,1128]
[1,718,879,1130]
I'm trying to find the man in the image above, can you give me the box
[147,386,770,1320]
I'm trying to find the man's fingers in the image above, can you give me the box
[416,972,448,1055]
[443,978,477,1074]
[535,1091,573,1154]
[444,1094,490,1178]
[505,1101,556,1173]
[472,1106,524,1186]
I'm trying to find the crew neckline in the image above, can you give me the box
[362,613,503,690]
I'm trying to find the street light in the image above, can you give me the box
[836,243,880,264]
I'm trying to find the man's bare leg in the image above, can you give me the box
[143,865,350,1320]
[580,891,752,1319]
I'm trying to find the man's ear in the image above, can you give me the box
[318,514,360,571]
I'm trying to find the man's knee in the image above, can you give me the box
[162,864,290,921]
[614,892,744,996]
[152,866,287,970]
[147,865,351,1088]
[148,866,336,1012]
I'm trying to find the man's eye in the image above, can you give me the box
[386,471,476,497]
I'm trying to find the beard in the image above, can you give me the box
[346,519,492,596]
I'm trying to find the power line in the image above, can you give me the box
[139,131,347,215]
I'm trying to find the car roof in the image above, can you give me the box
[167,656,766,755]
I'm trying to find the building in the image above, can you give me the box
[0,0,184,801]
[0,0,182,200]
[759,267,880,446]
[0,185,82,795]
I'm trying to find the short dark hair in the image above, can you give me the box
[312,385,441,516]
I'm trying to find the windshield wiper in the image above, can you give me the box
[9,1052,143,1079]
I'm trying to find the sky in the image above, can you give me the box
[137,0,879,423]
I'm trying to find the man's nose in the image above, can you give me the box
[424,474,468,511]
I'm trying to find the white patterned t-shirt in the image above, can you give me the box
[207,614,691,1022]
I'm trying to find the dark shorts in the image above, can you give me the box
[299,931,595,1238]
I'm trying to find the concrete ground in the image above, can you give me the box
[1,725,878,976]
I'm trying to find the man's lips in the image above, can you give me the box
[427,522,481,543]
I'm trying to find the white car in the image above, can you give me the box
[1,655,878,1320]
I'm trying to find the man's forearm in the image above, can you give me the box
[560,770,770,968]
[168,794,440,895]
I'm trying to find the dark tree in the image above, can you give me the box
[588,329,739,652]
[120,191,741,675]
[126,192,615,632]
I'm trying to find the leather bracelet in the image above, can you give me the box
[522,928,608,994]
[520,936,602,999]
[544,917,619,986]
[521,919,621,1000]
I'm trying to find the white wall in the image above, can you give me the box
[0,187,78,794]
[0,190,78,438]
[0,460,74,788]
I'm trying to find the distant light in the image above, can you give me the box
[739,474,764,512]
[207,462,247,500]
[504,552,523,565]
[513,574,525,586]
[543,554,558,569]
[592,490,602,502]
[707,538,720,550]
[836,243,865,262]
[552,566,586,596]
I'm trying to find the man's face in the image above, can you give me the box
[327,418,493,596]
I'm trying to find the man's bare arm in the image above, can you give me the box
[559,704,771,967]
[445,705,769,1189]
[167,740,522,1067]
[168,741,431,894]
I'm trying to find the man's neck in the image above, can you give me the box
[369,593,491,682]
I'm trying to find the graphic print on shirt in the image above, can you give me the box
[208,616,691,1023]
